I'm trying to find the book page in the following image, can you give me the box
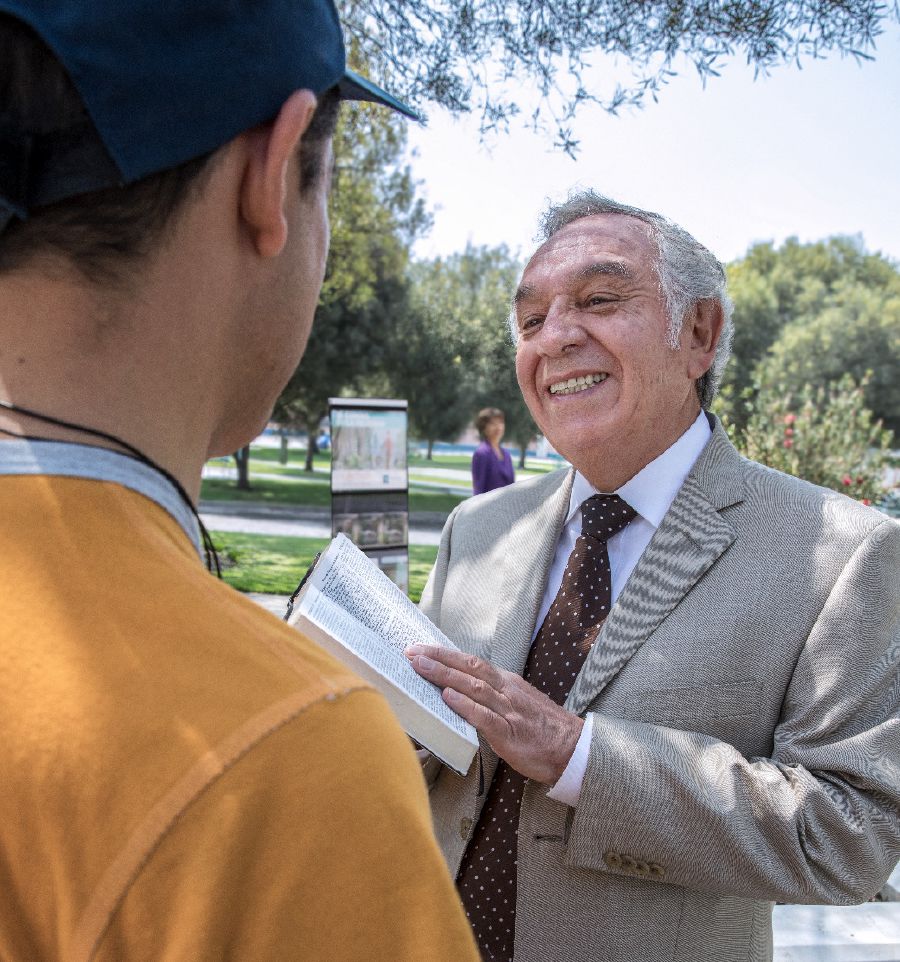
[302,587,472,739]
[299,535,474,741]
[307,534,460,655]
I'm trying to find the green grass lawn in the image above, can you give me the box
[201,475,466,515]
[247,446,332,468]
[240,445,560,474]
[210,531,438,602]
[202,475,331,506]
[408,452,561,474]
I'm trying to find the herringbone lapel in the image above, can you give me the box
[566,422,744,715]
[490,468,574,678]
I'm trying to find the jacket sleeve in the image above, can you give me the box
[419,501,461,624]
[566,518,900,904]
[418,505,463,788]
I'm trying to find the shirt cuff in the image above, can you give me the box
[546,713,593,807]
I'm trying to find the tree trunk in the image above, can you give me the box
[304,415,319,472]
[517,439,529,469]
[279,429,289,465]
[426,438,434,460]
[233,445,251,490]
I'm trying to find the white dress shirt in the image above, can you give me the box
[546,412,712,806]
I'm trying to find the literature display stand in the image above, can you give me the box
[328,397,409,593]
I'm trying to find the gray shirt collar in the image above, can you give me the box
[0,439,201,553]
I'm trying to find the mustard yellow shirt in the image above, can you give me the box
[0,441,478,962]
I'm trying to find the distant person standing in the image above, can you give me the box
[472,407,515,495]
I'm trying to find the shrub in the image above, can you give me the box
[736,373,893,504]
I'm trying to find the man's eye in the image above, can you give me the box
[587,294,614,307]
[520,315,544,332]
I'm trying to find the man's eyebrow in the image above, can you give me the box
[577,261,632,280]
[514,284,536,305]
[515,261,632,305]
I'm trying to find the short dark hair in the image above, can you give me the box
[475,407,504,437]
[0,14,339,285]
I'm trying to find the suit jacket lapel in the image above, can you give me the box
[490,468,574,678]
[566,423,745,715]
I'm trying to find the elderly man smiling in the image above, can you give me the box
[407,191,900,962]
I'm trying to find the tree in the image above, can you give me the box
[717,236,900,435]
[736,372,893,503]
[394,259,480,459]
[463,249,536,468]
[233,445,251,490]
[341,0,895,152]
[275,92,429,470]
[756,280,900,435]
[394,244,537,462]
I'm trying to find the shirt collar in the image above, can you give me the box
[567,411,712,529]
[0,438,202,553]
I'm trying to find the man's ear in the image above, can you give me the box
[239,89,318,258]
[684,298,724,380]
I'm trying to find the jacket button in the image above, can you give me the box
[604,851,622,869]
[635,860,649,874]
[649,863,665,879]
[460,817,473,839]
[622,855,637,872]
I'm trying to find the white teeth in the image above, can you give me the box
[549,373,607,395]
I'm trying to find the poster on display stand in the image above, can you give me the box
[329,398,409,593]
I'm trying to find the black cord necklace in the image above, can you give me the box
[0,398,221,576]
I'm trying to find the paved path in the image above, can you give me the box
[772,903,900,961]
[201,501,444,546]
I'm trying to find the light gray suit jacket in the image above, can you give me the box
[420,421,900,962]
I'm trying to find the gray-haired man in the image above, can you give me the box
[408,192,900,962]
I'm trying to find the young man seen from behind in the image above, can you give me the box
[0,3,479,960]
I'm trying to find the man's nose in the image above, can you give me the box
[537,298,586,356]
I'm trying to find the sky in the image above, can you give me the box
[406,23,900,268]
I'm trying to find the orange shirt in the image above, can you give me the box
[0,448,477,962]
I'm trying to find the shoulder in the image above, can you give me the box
[737,455,892,547]
[455,465,570,522]
[95,687,479,961]
[691,421,891,553]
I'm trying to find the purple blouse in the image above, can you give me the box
[471,441,515,495]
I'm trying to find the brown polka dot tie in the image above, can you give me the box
[456,494,636,961]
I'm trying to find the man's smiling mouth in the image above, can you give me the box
[548,373,608,395]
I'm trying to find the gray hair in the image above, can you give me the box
[510,190,734,408]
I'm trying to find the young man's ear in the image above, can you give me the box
[240,89,318,258]
[684,298,724,380]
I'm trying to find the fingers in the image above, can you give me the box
[407,647,508,716]
[406,645,503,688]
[442,687,506,740]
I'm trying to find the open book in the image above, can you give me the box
[285,534,478,776]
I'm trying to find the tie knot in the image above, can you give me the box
[580,494,636,542]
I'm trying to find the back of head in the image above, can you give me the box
[537,190,734,408]
[0,14,215,286]
[0,0,412,286]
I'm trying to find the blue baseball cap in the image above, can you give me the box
[0,0,419,218]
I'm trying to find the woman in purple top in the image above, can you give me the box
[471,407,515,495]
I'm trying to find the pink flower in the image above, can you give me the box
[784,413,797,425]
[784,427,794,437]
[861,498,872,506]
[783,439,793,448]
[842,475,852,486]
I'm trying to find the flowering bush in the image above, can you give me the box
[735,373,894,504]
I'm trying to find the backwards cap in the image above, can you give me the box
[0,0,420,228]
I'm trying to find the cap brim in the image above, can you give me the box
[338,69,424,122]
